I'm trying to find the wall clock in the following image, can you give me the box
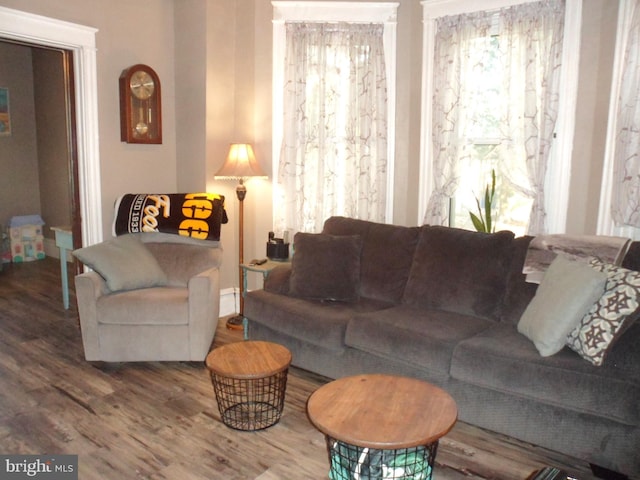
[119,64,162,144]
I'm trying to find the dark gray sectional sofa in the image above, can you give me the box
[244,216,640,477]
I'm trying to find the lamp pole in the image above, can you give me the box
[224,178,248,331]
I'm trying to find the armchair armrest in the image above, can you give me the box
[75,271,109,360]
[187,266,220,360]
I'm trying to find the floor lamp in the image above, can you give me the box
[214,143,267,330]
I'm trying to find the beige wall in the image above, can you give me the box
[33,48,72,240]
[0,0,178,240]
[567,0,618,234]
[0,42,41,227]
[0,0,623,292]
[0,43,72,241]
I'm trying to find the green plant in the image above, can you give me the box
[469,169,496,233]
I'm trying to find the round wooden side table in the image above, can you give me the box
[206,341,292,431]
[307,374,458,479]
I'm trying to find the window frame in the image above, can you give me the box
[272,1,399,225]
[418,0,583,233]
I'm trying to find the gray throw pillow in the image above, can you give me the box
[73,234,168,292]
[517,255,607,357]
[289,233,362,302]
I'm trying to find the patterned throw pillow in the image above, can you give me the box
[566,258,640,366]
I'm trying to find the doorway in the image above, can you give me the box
[0,40,81,267]
[0,5,102,249]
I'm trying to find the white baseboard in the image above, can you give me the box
[44,238,59,259]
[219,287,240,317]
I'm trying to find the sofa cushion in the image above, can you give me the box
[517,255,607,357]
[244,289,393,351]
[501,236,538,324]
[451,324,640,426]
[73,234,168,292]
[289,232,362,302]
[264,264,292,295]
[345,305,494,375]
[402,226,514,320]
[323,216,420,303]
[567,258,640,366]
[605,321,640,376]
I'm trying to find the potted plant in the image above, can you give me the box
[469,169,496,233]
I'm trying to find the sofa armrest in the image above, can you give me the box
[264,264,292,295]
[74,271,109,360]
[187,266,220,360]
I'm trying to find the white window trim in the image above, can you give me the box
[597,0,640,240]
[0,6,102,246]
[418,0,582,233]
[272,1,399,224]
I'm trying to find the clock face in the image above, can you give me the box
[130,71,155,100]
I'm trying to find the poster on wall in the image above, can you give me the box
[0,88,10,136]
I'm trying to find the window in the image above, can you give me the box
[420,0,582,235]
[448,27,534,236]
[272,2,398,235]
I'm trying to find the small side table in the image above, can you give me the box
[205,341,292,431]
[308,374,457,480]
[241,259,288,293]
[237,259,289,338]
[51,226,73,310]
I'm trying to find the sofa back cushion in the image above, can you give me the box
[402,226,515,320]
[289,232,362,302]
[323,216,420,303]
[501,238,640,325]
[501,235,538,324]
[622,240,640,270]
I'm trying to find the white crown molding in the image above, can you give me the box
[272,1,399,23]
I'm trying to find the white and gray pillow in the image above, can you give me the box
[566,258,640,366]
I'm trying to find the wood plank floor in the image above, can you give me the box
[0,258,619,480]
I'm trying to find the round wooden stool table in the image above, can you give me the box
[307,374,457,480]
[206,341,292,431]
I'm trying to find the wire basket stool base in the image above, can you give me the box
[221,401,283,431]
[325,437,438,480]
[210,369,288,432]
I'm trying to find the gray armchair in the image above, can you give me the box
[74,234,222,362]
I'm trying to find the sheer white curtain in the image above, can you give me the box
[423,0,565,235]
[275,22,388,235]
[611,0,640,227]
[501,1,565,234]
[423,12,493,226]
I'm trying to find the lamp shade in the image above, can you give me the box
[214,143,267,179]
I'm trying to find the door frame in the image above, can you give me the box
[0,6,102,247]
